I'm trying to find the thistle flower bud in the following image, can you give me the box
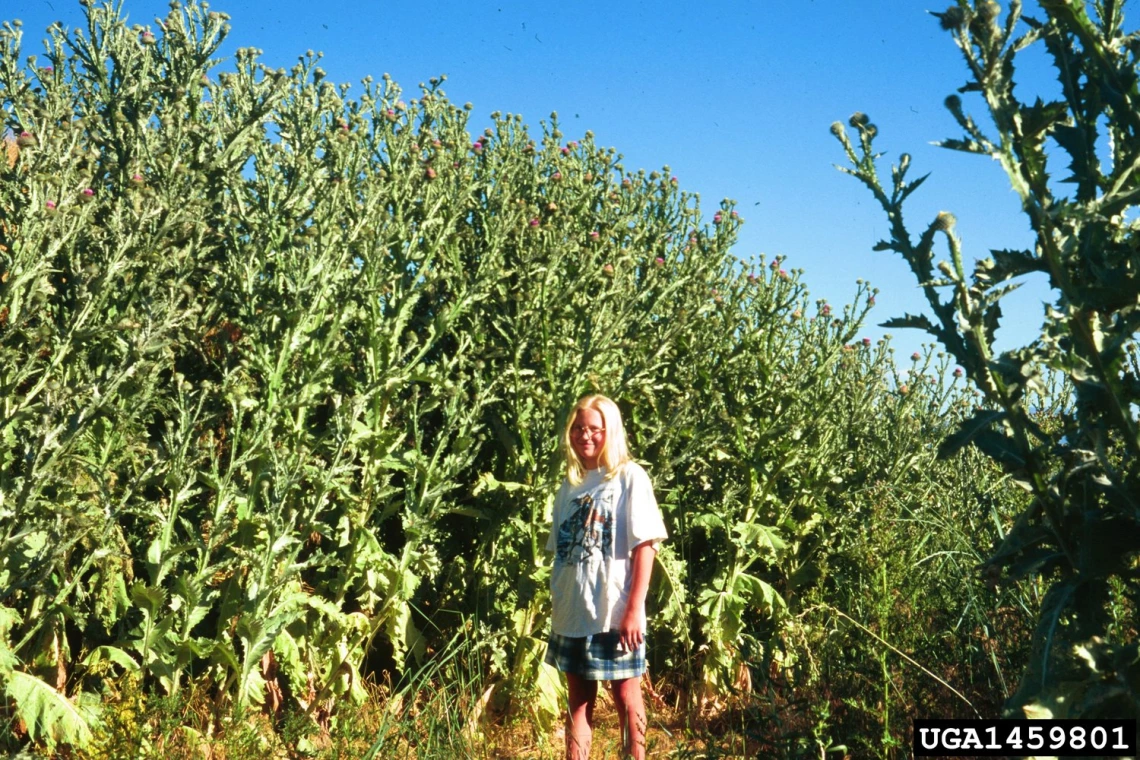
[425,167,437,179]
[912,352,921,361]
[954,367,964,377]
[938,260,955,277]
[934,211,957,231]
[977,1,999,22]
[16,131,36,148]
[551,171,562,181]
[848,112,870,128]
[938,5,966,30]
[140,30,156,45]
[603,263,614,276]
[862,337,872,346]
[589,231,600,240]
[830,121,845,137]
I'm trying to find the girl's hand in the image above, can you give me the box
[617,607,644,654]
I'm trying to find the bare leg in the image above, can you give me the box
[566,673,598,760]
[610,677,647,759]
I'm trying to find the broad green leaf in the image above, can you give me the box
[4,671,95,749]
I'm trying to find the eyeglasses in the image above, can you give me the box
[570,425,605,437]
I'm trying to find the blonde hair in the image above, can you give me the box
[562,394,631,485]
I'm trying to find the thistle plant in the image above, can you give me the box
[1,0,1034,753]
[835,0,1140,720]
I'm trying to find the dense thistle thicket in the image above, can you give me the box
[837,0,1140,723]
[1,1,1026,753]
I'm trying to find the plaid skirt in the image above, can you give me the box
[545,631,646,681]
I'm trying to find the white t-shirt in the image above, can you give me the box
[546,461,668,637]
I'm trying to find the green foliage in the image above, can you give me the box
[0,0,1030,753]
[836,0,1140,722]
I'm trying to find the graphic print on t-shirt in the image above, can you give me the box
[556,492,613,564]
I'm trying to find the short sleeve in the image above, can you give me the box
[624,463,668,550]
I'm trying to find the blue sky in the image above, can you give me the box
[10,0,1067,360]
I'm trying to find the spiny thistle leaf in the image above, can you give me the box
[938,409,1008,459]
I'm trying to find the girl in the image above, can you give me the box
[545,395,668,760]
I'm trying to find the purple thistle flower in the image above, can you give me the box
[862,337,872,346]
[655,257,665,266]
[911,352,920,361]
[82,188,94,196]
[561,147,569,156]
[954,368,964,378]
[45,200,56,210]
[529,218,540,227]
